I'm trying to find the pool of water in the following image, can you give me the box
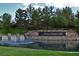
[0,39,35,47]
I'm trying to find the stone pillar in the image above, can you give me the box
[11,35,16,41]
[8,33,11,41]
[20,35,25,41]
[16,34,20,42]
[0,34,2,41]
[24,33,27,40]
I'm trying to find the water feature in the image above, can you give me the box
[0,34,35,47]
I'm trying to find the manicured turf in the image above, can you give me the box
[0,46,79,56]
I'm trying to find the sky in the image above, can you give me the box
[0,0,79,20]
[0,3,46,21]
[0,3,24,21]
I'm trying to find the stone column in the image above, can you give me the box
[8,33,11,41]
[24,33,27,40]
[16,34,20,42]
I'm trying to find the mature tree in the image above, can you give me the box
[48,7,73,29]
[27,4,35,19]
[56,8,62,16]
[62,7,72,19]
[41,6,50,29]
[57,7,75,28]
[48,6,54,15]
[76,11,79,19]
[14,5,76,30]
[15,8,27,29]
[2,13,11,33]
[31,8,42,29]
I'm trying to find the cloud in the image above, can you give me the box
[1,0,79,8]
[16,5,20,7]
[52,0,79,8]
[22,3,45,9]
[22,3,30,9]
[22,0,79,9]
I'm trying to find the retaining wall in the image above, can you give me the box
[25,30,79,49]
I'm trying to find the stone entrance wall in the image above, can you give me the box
[25,30,78,49]
[0,30,78,50]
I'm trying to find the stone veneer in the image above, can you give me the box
[0,30,78,50]
[25,30,78,49]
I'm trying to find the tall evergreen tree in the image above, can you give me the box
[2,13,11,33]
[15,8,27,28]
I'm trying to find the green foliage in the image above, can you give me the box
[31,9,41,29]
[14,5,77,30]
[10,28,28,34]
[74,19,79,32]
[2,13,11,34]
[1,5,79,34]
[15,8,27,29]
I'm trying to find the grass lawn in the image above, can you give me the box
[0,46,79,56]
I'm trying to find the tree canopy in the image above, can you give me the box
[0,4,79,34]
